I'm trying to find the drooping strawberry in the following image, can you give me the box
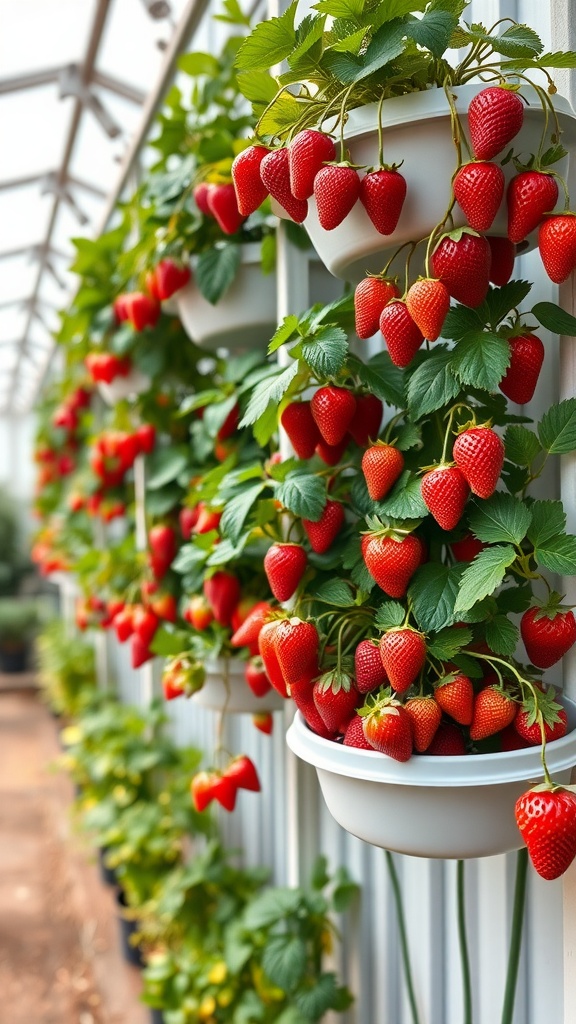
[149,524,177,568]
[379,628,426,694]
[195,506,222,535]
[452,426,504,499]
[313,164,361,230]
[313,669,359,733]
[291,676,337,739]
[434,672,474,726]
[114,605,134,643]
[354,277,400,339]
[431,231,491,308]
[521,606,576,668]
[132,605,160,646]
[361,443,404,500]
[469,685,517,740]
[258,620,289,697]
[348,394,384,447]
[183,595,213,631]
[316,436,350,465]
[488,236,516,285]
[453,161,505,231]
[311,386,357,446]
[302,500,345,554]
[126,292,161,331]
[231,145,269,215]
[379,300,424,367]
[207,183,245,235]
[515,785,576,880]
[468,86,524,161]
[193,182,213,216]
[151,593,178,623]
[154,259,191,300]
[404,696,442,752]
[289,129,336,200]
[362,696,413,761]
[208,773,238,812]
[363,533,422,598]
[179,506,199,540]
[405,278,451,341]
[260,148,308,222]
[538,213,576,283]
[514,692,568,746]
[499,333,544,405]
[191,771,216,812]
[244,657,272,697]
[507,171,559,244]
[223,755,261,793]
[421,465,470,531]
[354,639,388,694]
[216,402,240,441]
[451,533,486,562]
[343,713,373,749]
[359,167,407,234]
[131,633,154,669]
[427,722,467,755]
[203,571,241,626]
[264,543,307,602]
[231,601,273,650]
[274,617,319,686]
[136,423,156,454]
[280,401,321,459]
[252,712,274,735]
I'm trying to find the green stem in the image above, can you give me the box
[377,91,386,168]
[500,849,529,1024]
[457,860,473,1024]
[385,851,421,1024]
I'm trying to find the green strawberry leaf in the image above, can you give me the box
[374,472,428,519]
[394,421,422,451]
[235,3,297,69]
[207,535,249,565]
[405,9,457,58]
[146,447,190,489]
[150,626,191,657]
[497,585,533,614]
[323,19,407,84]
[451,653,484,678]
[195,243,241,304]
[298,325,348,377]
[467,493,531,546]
[240,362,301,427]
[350,474,373,517]
[482,280,532,326]
[408,563,464,632]
[375,600,405,630]
[534,534,576,575]
[504,424,543,466]
[532,302,576,336]
[484,615,520,655]
[442,304,483,340]
[268,315,300,353]
[350,352,406,407]
[407,347,460,415]
[453,544,518,613]
[262,934,307,990]
[427,625,472,660]
[526,499,566,549]
[450,330,510,391]
[276,471,326,520]
[220,483,266,545]
[313,579,355,606]
[538,398,576,453]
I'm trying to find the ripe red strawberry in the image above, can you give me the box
[452,426,504,498]
[132,605,160,646]
[231,601,273,651]
[468,86,524,160]
[521,606,576,668]
[151,593,177,623]
[362,698,413,761]
[113,605,134,643]
[203,572,241,626]
[453,160,505,231]
[313,670,359,733]
[207,183,245,235]
[500,724,531,751]
[359,167,407,234]
[315,437,349,465]
[264,543,307,602]
[258,620,289,697]
[431,231,491,307]
[179,506,199,540]
[379,300,424,367]
[451,533,485,562]
[191,771,216,812]
[209,773,238,812]
[348,394,384,447]
[154,259,191,300]
[469,685,517,740]
[363,533,422,597]
[302,500,345,554]
[488,236,516,285]
[280,402,321,459]
[289,129,336,200]
[184,595,213,631]
[515,785,576,880]
[427,722,467,755]
[404,696,442,752]
[252,712,273,735]
[421,466,470,531]
[355,277,400,339]
[499,333,544,405]
[343,713,373,749]
[136,423,156,454]
[361,444,404,500]
[244,657,272,697]
[514,705,567,746]
[149,524,177,567]
[507,171,559,244]
[193,182,213,216]
[223,755,261,792]
[231,145,269,215]
[405,278,451,341]
[434,672,474,726]
[354,639,388,694]
[539,213,576,283]
[291,676,337,739]
[313,164,361,230]
[195,506,222,535]
[274,617,319,686]
[131,633,154,669]
[379,628,426,694]
[216,402,239,441]
[311,386,357,446]
[260,148,308,222]
[126,292,161,331]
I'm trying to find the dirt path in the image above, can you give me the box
[0,685,150,1024]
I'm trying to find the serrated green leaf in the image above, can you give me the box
[253,402,279,447]
[195,244,241,305]
[268,315,300,353]
[220,483,265,545]
[375,600,405,629]
[299,325,348,376]
[407,347,460,415]
[324,19,407,84]
[451,653,484,678]
[442,305,483,340]
[534,534,576,575]
[484,615,519,655]
[427,625,473,660]
[145,448,190,489]
[484,280,532,326]
[314,579,355,606]
[454,545,517,613]
[504,424,543,466]
[352,352,406,407]
[405,8,457,57]
[329,26,367,53]
[502,51,576,70]
[237,68,279,105]
[313,0,364,17]
[235,3,297,70]
[172,544,209,575]
[262,934,307,990]
[527,500,566,548]
[243,887,302,930]
[468,493,531,545]
[294,973,338,1019]
[408,563,464,631]
[375,472,428,519]
[207,535,249,565]
[394,421,422,451]
[532,301,576,336]
[451,330,510,391]
[497,585,533,614]
[491,23,543,57]
[276,471,326,520]
[178,52,220,76]
[240,362,300,427]
[538,399,576,454]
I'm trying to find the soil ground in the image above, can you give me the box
[0,676,150,1024]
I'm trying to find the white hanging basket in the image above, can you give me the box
[287,696,576,859]
[192,657,286,713]
[176,243,277,352]
[301,83,576,282]
[97,366,151,405]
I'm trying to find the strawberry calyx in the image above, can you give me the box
[362,515,422,541]
[356,687,395,717]
[315,667,354,695]
[517,684,564,731]
[529,593,573,620]
[364,160,404,175]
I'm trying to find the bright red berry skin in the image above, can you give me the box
[379,300,424,367]
[274,617,319,686]
[514,706,568,746]
[363,534,422,598]
[253,712,274,734]
[421,466,470,531]
[343,714,373,749]
[355,277,400,339]
[313,165,361,230]
[521,607,576,668]
[451,533,485,562]
[488,236,516,285]
[303,500,345,554]
[499,333,544,405]
[453,160,505,231]
[245,657,272,697]
[354,639,388,694]
[260,148,308,223]
[361,444,404,501]
[435,673,474,726]
[313,674,359,733]
[131,633,154,669]
[264,543,307,602]
[154,259,191,300]
[291,677,337,740]
[515,787,576,880]
[348,394,384,447]
[127,292,161,331]
[223,755,261,793]
[280,402,320,459]
[507,171,559,244]
[194,183,213,216]
[404,696,442,752]
[427,722,467,755]
[231,601,273,651]
[452,427,504,499]
[231,145,269,215]
[379,629,426,694]
[431,232,491,308]
[469,686,517,740]
[359,168,407,234]
[311,386,357,446]
[289,129,336,200]
[539,214,576,283]
[207,183,245,235]
[363,703,413,761]
[468,86,524,160]
[258,620,289,697]
[405,278,451,341]
[316,437,350,465]
[203,572,241,627]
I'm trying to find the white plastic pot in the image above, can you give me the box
[97,366,151,405]
[287,697,576,859]
[301,84,576,282]
[192,657,286,713]
[176,243,277,352]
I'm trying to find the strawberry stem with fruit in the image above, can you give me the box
[385,851,422,1024]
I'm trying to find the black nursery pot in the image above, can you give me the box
[115,889,144,968]
[97,846,117,888]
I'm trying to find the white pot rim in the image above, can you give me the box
[287,696,576,788]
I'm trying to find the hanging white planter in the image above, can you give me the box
[176,243,277,352]
[97,366,151,405]
[287,697,576,859]
[192,656,286,713]
[301,83,576,283]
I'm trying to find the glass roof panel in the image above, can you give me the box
[0,307,27,344]
[97,0,167,92]
[0,257,38,304]
[0,86,72,181]
[0,187,54,252]
[0,0,95,76]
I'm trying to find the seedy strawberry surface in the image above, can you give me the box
[452,426,504,499]
[274,617,319,685]
[348,393,384,447]
[343,713,373,748]
[488,236,516,285]
[515,787,576,880]
[231,145,269,215]
[405,278,451,341]
[359,168,407,235]
[260,148,308,222]
[431,232,491,308]
[263,543,307,602]
[289,129,336,200]
[499,333,544,405]
[258,620,289,697]
[521,607,576,668]
[539,214,576,284]
[311,386,357,446]
[363,703,413,761]
[354,639,388,694]
[313,165,361,230]
[453,160,505,231]
[361,444,405,500]
[421,466,470,531]
[379,300,424,367]
[354,277,400,339]
[207,183,245,235]
[231,601,273,649]
[507,171,559,244]
[434,673,474,726]
[303,500,345,554]
[469,685,517,740]
[404,696,442,752]
[281,401,321,459]
[379,629,426,693]
[363,534,422,597]
[468,86,524,161]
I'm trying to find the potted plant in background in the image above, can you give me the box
[0,598,43,674]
